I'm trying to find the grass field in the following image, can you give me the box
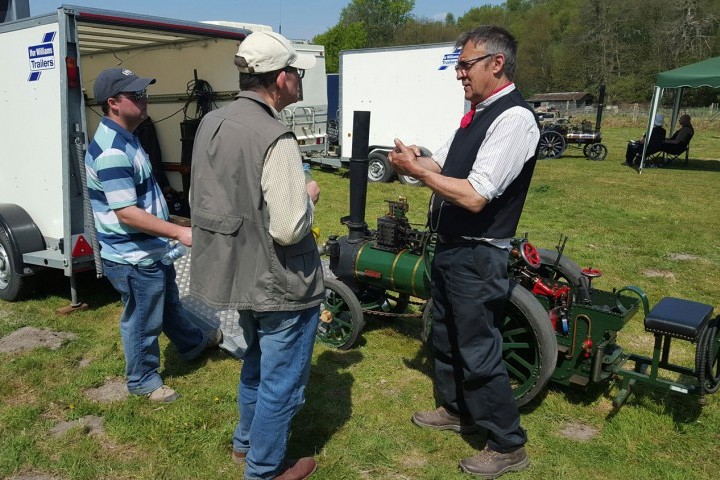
[1,123,719,480]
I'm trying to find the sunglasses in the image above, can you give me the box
[117,89,148,102]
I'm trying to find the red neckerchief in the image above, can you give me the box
[459,82,514,129]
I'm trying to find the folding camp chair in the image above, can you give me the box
[661,144,690,166]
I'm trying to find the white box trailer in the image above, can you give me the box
[339,43,468,184]
[0,4,257,304]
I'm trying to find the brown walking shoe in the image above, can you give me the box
[275,457,317,480]
[231,450,246,465]
[459,446,529,479]
[412,406,478,434]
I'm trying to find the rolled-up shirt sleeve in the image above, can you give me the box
[261,133,314,246]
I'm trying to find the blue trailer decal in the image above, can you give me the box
[438,48,460,70]
[27,31,56,81]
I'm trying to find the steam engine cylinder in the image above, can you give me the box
[328,235,431,299]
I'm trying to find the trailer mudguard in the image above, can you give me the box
[0,203,45,272]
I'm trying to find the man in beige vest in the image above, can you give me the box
[190,31,323,480]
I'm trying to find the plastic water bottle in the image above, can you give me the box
[303,163,312,183]
[161,242,188,265]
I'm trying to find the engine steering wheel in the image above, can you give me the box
[520,241,541,269]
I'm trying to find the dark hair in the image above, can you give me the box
[234,56,282,91]
[456,25,518,80]
[101,100,110,115]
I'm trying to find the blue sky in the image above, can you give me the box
[31,1,503,41]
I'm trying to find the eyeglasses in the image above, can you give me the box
[118,89,148,102]
[284,66,305,79]
[455,53,496,73]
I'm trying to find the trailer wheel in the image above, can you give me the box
[316,278,365,350]
[368,152,395,183]
[504,282,557,407]
[0,228,26,302]
[420,284,557,407]
[584,143,607,161]
[398,174,424,187]
[538,131,566,159]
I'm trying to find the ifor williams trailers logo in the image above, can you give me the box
[28,31,57,81]
[438,48,460,70]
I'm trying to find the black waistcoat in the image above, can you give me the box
[429,89,538,238]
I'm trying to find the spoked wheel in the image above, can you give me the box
[535,248,585,287]
[420,285,557,407]
[367,152,395,183]
[316,278,364,350]
[584,143,608,160]
[538,131,566,159]
[699,316,720,394]
[503,283,558,407]
[421,299,433,344]
[535,248,591,303]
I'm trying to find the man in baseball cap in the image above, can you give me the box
[85,67,221,404]
[234,31,316,74]
[190,31,322,479]
[93,67,156,105]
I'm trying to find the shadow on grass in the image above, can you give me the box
[26,268,119,308]
[291,349,362,456]
[604,381,703,424]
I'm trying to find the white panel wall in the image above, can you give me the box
[0,22,65,239]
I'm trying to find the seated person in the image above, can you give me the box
[662,114,694,156]
[625,114,666,165]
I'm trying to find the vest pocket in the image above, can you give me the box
[275,234,322,302]
[192,209,244,234]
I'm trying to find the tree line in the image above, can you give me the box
[312,0,720,105]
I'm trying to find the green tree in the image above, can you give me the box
[339,0,415,47]
[313,22,367,73]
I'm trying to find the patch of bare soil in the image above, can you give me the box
[0,327,77,354]
[49,415,105,438]
[668,253,701,261]
[641,269,676,280]
[84,378,128,403]
[5,472,61,480]
[559,421,599,442]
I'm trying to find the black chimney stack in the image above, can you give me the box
[347,111,370,242]
[595,83,605,132]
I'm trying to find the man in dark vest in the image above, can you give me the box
[389,25,540,478]
[189,31,323,480]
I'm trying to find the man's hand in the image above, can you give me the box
[176,226,192,247]
[388,139,422,176]
[307,180,320,205]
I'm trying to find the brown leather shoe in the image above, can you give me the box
[459,446,529,478]
[412,406,478,434]
[275,457,317,480]
[231,450,246,465]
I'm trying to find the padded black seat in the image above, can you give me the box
[644,297,714,341]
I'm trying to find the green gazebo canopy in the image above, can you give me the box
[656,56,720,89]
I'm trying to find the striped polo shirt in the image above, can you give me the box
[85,117,169,265]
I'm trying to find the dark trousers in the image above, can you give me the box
[625,142,642,164]
[431,242,527,452]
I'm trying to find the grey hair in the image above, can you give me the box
[455,25,518,80]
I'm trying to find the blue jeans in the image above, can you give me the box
[102,259,207,395]
[233,307,319,480]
